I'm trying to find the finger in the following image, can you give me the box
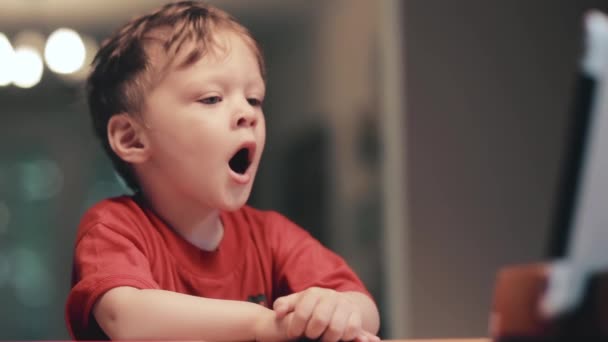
[320,306,350,342]
[288,291,320,338]
[305,296,338,340]
[354,331,380,342]
[281,312,296,336]
[370,332,382,342]
[342,311,362,341]
[354,334,369,342]
[273,292,300,319]
[365,331,381,342]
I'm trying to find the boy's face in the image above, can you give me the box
[139,31,266,211]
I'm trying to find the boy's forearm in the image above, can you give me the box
[343,291,381,334]
[94,287,276,341]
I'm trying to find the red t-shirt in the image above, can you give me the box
[65,195,370,340]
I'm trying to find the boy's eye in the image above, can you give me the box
[199,96,222,105]
[248,98,263,107]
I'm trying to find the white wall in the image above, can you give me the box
[405,0,608,338]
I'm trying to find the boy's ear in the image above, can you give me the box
[107,114,150,164]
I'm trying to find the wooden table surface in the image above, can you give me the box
[387,339,489,342]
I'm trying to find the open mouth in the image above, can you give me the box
[229,147,252,175]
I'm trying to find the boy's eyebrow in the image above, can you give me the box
[180,76,266,92]
[177,79,265,100]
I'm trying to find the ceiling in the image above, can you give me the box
[0,0,314,35]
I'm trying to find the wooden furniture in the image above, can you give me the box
[491,263,608,341]
[387,339,489,342]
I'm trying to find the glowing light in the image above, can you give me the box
[21,159,63,201]
[59,34,98,83]
[0,33,15,87]
[12,47,43,88]
[0,33,14,86]
[45,28,86,74]
[13,30,45,55]
[11,247,53,308]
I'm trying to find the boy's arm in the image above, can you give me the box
[273,287,380,341]
[267,212,380,339]
[94,286,289,341]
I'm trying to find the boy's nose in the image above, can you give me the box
[234,107,257,128]
[236,115,256,127]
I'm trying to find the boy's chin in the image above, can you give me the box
[219,195,251,212]
[221,203,247,212]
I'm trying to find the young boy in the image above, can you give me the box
[65,1,380,341]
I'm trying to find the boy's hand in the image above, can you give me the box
[254,308,294,342]
[273,287,380,342]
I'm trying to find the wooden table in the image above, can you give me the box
[388,339,489,342]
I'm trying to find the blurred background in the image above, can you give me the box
[1,0,608,340]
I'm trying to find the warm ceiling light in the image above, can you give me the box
[0,33,15,86]
[44,28,86,74]
[13,46,43,88]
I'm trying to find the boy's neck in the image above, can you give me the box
[136,190,224,252]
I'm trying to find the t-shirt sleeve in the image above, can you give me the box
[65,222,160,340]
[268,212,372,299]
